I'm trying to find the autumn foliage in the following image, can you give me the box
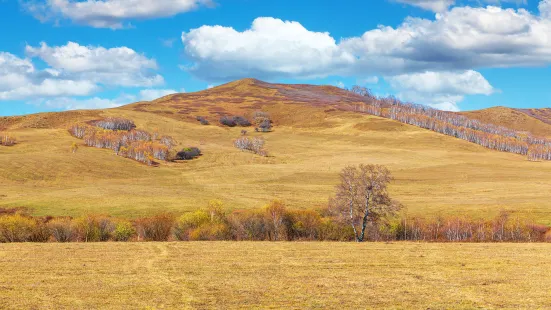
[347,86,551,161]
[1,204,549,243]
[69,119,179,165]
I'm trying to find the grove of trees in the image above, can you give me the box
[69,119,183,165]
[347,86,551,161]
[234,136,267,156]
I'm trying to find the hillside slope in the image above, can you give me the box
[1,79,551,222]
[461,106,551,138]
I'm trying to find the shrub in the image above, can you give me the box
[234,137,267,156]
[227,210,268,241]
[287,210,322,240]
[174,210,210,241]
[28,220,51,242]
[75,215,115,242]
[220,116,237,127]
[189,223,230,241]
[0,214,37,242]
[136,214,175,241]
[252,111,273,132]
[113,220,136,241]
[176,147,201,160]
[233,116,251,127]
[196,116,210,125]
[94,118,135,131]
[0,132,17,146]
[48,218,75,242]
[220,116,251,127]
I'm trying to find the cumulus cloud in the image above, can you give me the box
[0,42,163,102]
[183,5,551,80]
[24,0,213,29]
[387,70,494,111]
[541,0,551,18]
[0,52,98,100]
[181,17,354,81]
[26,42,163,87]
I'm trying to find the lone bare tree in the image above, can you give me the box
[333,164,400,242]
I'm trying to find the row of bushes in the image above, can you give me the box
[1,204,550,243]
[0,132,16,146]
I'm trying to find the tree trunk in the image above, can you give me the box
[358,194,371,242]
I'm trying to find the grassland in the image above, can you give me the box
[0,242,549,309]
[2,79,551,222]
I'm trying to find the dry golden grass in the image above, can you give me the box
[462,106,551,138]
[0,242,550,309]
[1,79,551,222]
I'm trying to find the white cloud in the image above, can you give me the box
[0,52,98,100]
[26,42,163,87]
[183,4,551,80]
[24,0,213,29]
[181,17,354,81]
[394,0,455,12]
[541,0,551,19]
[139,88,178,101]
[387,70,494,111]
[0,42,164,102]
[335,81,345,88]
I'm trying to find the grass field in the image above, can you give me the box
[1,242,550,309]
[2,80,551,222]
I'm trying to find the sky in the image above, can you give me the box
[1,0,551,116]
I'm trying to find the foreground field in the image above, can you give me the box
[1,242,550,309]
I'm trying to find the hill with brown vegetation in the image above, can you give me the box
[461,106,551,138]
[1,78,551,222]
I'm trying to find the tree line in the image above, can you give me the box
[0,204,548,243]
[346,86,551,161]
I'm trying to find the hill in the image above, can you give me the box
[461,106,551,138]
[1,79,551,222]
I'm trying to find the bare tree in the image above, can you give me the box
[333,164,400,242]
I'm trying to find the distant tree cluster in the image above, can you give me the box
[69,120,178,166]
[220,115,251,127]
[0,132,16,146]
[252,111,273,132]
[196,116,210,125]
[175,147,202,160]
[93,117,136,131]
[346,86,551,161]
[234,136,267,156]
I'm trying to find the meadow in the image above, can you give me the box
[0,242,550,309]
[2,108,551,222]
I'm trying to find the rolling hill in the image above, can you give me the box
[1,79,551,222]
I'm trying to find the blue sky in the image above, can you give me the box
[1,0,550,116]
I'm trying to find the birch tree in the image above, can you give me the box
[334,164,400,242]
